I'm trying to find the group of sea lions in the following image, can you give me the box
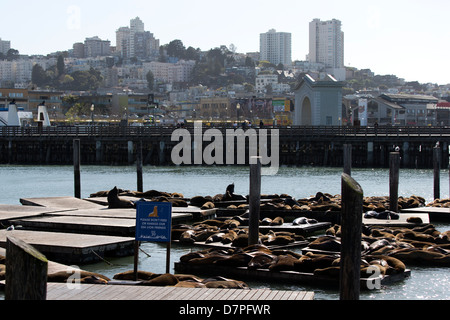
[112,270,248,289]
[92,184,428,214]
[172,217,305,247]
[315,223,450,267]
[0,252,248,289]
[178,243,407,279]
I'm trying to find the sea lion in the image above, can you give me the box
[248,253,276,270]
[48,270,110,283]
[175,281,206,288]
[221,230,238,244]
[205,232,226,243]
[232,233,250,248]
[139,273,179,286]
[204,280,248,289]
[113,270,155,281]
[309,236,341,252]
[179,252,205,263]
[271,216,284,226]
[107,186,134,209]
[215,253,254,267]
[179,230,196,243]
[269,254,299,272]
[201,201,215,210]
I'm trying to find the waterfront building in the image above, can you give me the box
[309,19,345,80]
[260,29,292,66]
[294,74,344,126]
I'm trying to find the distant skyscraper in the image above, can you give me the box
[260,29,292,66]
[309,19,344,69]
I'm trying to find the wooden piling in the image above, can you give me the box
[389,152,400,212]
[433,145,441,200]
[137,140,143,193]
[5,236,48,300]
[340,173,363,300]
[248,156,262,246]
[73,139,81,199]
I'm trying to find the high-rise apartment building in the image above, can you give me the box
[116,17,159,60]
[309,19,344,69]
[260,29,292,66]
[84,36,111,58]
[0,38,11,55]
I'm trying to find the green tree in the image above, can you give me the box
[146,70,154,90]
[57,55,65,77]
[31,64,49,87]
[166,40,186,59]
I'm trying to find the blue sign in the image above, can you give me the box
[135,202,172,242]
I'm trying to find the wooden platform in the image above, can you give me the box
[46,283,314,300]
[402,207,450,221]
[16,215,137,236]
[20,197,104,209]
[0,229,135,264]
[363,213,430,227]
[0,205,74,224]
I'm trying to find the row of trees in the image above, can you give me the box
[32,55,103,91]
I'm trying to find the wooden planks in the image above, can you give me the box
[16,215,136,236]
[0,229,135,264]
[20,197,104,209]
[45,283,314,300]
[0,204,74,224]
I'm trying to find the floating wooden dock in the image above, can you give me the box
[46,283,314,300]
[401,207,450,221]
[174,262,410,290]
[363,213,430,226]
[0,229,135,264]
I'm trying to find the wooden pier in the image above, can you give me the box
[46,283,314,301]
[1,125,449,168]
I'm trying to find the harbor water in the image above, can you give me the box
[0,165,449,300]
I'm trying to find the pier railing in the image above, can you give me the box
[2,125,450,139]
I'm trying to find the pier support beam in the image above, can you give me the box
[73,139,81,199]
[248,156,262,246]
[343,144,352,175]
[403,142,410,168]
[159,141,166,165]
[96,140,103,163]
[434,145,441,200]
[367,142,374,167]
[389,152,400,212]
[128,141,134,165]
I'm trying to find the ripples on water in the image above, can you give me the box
[1,165,449,300]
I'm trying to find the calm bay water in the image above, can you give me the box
[0,165,449,300]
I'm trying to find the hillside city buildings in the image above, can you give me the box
[0,17,449,128]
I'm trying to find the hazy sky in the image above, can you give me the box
[2,0,449,84]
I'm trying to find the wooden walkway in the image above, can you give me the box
[46,283,314,300]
